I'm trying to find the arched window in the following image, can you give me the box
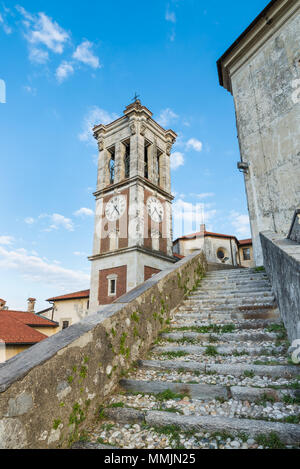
[144,144,149,179]
[109,155,115,184]
[124,141,130,178]
[217,249,225,260]
[156,152,160,185]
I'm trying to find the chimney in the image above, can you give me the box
[0,299,6,310]
[27,298,36,313]
[200,224,206,232]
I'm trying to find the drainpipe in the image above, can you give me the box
[230,238,234,265]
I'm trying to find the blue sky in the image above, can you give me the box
[0,0,270,311]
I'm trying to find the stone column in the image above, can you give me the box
[146,143,153,182]
[152,140,159,185]
[129,120,139,178]
[96,138,109,190]
[114,142,122,184]
[119,142,126,181]
[165,154,171,193]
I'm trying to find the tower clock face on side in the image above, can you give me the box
[147,196,164,223]
[105,195,126,221]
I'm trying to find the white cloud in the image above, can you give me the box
[17,7,69,64]
[73,40,100,69]
[22,9,69,53]
[0,246,89,288]
[0,236,14,245]
[191,193,215,199]
[157,108,178,128]
[173,198,217,240]
[165,10,176,23]
[173,199,216,223]
[230,211,251,238]
[79,106,118,145]
[171,152,184,170]
[186,138,203,152]
[0,12,12,34]
[40,213,74,232]
[74,251,87,257]
[25,217,35,224]
[56,61,74,83]
[23,85,36,95]
[169,30,176,42]
[28,47,49,64]
[74,207,94,217]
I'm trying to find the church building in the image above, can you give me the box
[88,99,177,313]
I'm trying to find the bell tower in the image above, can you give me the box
[88,99,177,312]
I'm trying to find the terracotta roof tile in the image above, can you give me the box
[47,289,90,302]
[175,231,238,242]
[0,310,57,327]
[0,315,48,345]
[173,253,185,259]
[238,238,252,246]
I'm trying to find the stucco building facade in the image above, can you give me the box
[173,225,254,268]
[41,289,90,331]
[217,0,300,265]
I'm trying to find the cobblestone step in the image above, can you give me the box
[171,319,281,330]
[152,344,284,357]
[138,359,300,378]
[103,408,300,446]
[119,379,299,403]
[161,331,278,342]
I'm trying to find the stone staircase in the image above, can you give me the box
[74,268,300,450]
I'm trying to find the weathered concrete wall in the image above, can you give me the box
[260,230,300,342]
[0,251,207,449]
[231,6,300,265]
[288,209,300,244]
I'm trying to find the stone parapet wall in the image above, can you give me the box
[288,209,300,244]
[260,230,300,342]
[0,251,207,449]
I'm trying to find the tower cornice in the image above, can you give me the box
[93,175,174,201]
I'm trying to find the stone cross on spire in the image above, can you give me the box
[132,92,140,103]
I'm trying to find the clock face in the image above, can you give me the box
[105,195,126,221]
[147,196,164,223]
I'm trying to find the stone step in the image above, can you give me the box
[188,295,275,304]
[171,319,280,330]
[138,360,300,378]
[189,288,273,300]
[152,344,283,357]
[119,379,229,400]
[119,378,299,403]
[161,331,278,343]
[187,294,275,302]
[205,272,268,279]
[182,301,276,310]
[175,310,278,320]
[72,441,118,449]
[200,280,271,287]
[204,277,269,283]
[104,408,300,446]
[198,286,273,294]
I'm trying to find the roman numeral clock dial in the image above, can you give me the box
[147,196,164,223]
[105,195,126,221]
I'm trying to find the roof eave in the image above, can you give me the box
[217,0,294,92]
